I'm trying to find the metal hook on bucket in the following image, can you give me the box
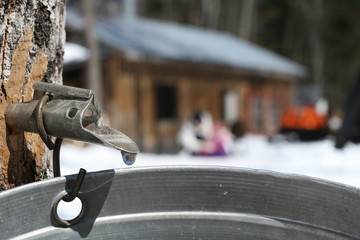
[63,168,87,202]
[51,168,87,227]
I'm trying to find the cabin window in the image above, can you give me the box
[222,90,239,124]
[155,85,177,120]
[270,98,280,130]
[251,97,263,131]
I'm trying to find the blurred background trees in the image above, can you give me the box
[67,0,360,111]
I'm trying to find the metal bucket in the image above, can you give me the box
[1,166,360,239]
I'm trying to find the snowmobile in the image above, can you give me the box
[277,104,329,141]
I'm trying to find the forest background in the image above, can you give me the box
[68,0,360,112]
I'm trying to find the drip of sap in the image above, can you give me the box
[121,152,136,165]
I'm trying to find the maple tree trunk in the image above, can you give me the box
[0,0,66,190]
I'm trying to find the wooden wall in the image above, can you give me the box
[246,77,295,134]
[102,55,296,153]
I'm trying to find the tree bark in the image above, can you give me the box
[0,0,66,190]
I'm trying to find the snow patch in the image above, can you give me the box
[61,134,360,189]
[63,42,89,64]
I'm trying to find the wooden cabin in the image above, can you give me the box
[64,9,305,153]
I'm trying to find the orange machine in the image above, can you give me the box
[279,105,328,141]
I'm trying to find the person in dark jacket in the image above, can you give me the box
[335,69,360,148]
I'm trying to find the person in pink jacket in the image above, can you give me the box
[177,110,233,156]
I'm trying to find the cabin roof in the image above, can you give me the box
[66,9,306,77]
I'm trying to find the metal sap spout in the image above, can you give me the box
[5,82,139,163]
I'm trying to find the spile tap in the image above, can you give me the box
[5,82,139,172]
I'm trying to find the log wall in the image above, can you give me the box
[101,55,295,153]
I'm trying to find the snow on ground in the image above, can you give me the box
[63,42,89,64]
[61,134,360,189]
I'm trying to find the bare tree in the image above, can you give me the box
[298,0,325,92]
[239,0,257,40]
[0,0,66,189]
[224,0,241,34]
[82,0,103,106]
[201,0,221,29]
[162,0,174,21]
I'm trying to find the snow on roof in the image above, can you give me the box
[66,9,306,77]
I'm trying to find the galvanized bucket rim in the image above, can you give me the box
[1,165,360,239]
